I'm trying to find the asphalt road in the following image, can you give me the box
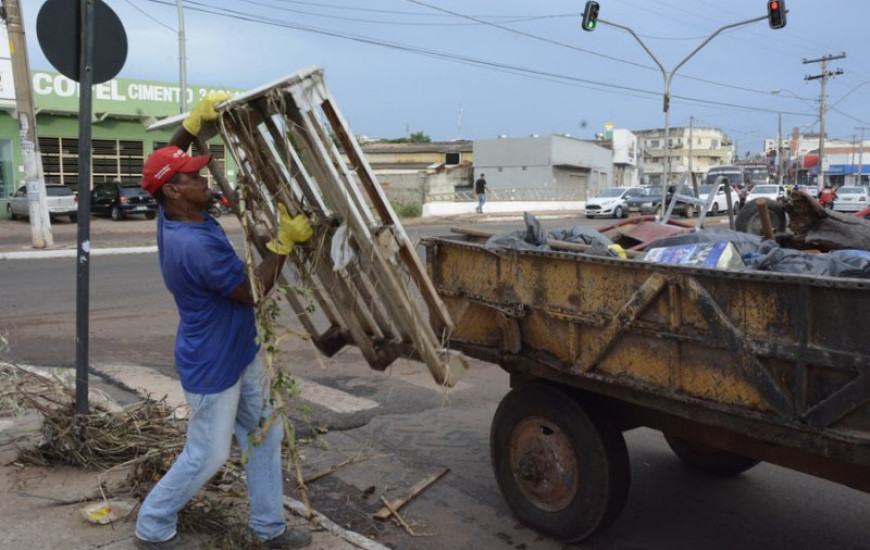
[1,215,869,550]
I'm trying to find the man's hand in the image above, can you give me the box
[182,92,233,136]
[266,204,314,256]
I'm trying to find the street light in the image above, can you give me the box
[594,12,772,220]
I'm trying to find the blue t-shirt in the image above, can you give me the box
[157,210,259,394]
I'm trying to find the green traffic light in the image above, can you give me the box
[586,21,596,29]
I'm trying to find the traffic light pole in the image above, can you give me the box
[599,14,767,219]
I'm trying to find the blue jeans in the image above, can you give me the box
[476,193,486,213]
[136,357,285,543]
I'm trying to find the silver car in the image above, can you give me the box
[7,184,78,222]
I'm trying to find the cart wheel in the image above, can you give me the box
[734,198,787,236]
[490,383,630,542]
[664,434,760,477]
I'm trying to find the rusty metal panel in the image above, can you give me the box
[424,236,870,447]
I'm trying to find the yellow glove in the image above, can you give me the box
[266,204,313,255]
[182,92,233,136]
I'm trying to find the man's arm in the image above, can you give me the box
[226,253,286,306]
[168,126,195,152]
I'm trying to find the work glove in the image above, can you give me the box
[266,203,314,256]
[182,92,233,136]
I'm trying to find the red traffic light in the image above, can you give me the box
[767,0,786,29]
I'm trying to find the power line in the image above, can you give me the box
[120,0,176,32]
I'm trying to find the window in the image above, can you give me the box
[445,152,460,165]
[39,137,145,193]
[649,139,660,148]
[712,140,719,149]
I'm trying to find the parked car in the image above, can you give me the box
[90,181,157,221]
[697,182,739,215]
[746,184,786,204]
[625,183,697,218]
[832,186,869,213]
[6,184,78,222]
[584,187,645,219]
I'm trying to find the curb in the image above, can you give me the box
[0,245,158,261]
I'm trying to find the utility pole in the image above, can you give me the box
[4,0,52,248]
[175,0,187,113]
[857,126,867,186]
[778,112,784,186]
[804,52,846,188]
[688,116,696,196]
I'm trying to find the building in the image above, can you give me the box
[595,128,640,187]
[635,126,733,185]
[358,141,473,205]
[472,134,613,200]
[1,70,239,218]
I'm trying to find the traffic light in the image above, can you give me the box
[582,1,599,32]
[767,0,786,29]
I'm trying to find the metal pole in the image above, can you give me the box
[778,112,784,186]
[688,116,696,196]
[75,0,95,414]
[858,127,866,186]
[818,58,828,188]
[599,14,767,222]
[4,0,52,248]
[176,0,187,112]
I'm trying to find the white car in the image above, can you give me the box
[697,183,739,215]
[7,184,78,222]
[746,184,786,204]
[833,186,869,213]
[585,187,645,219]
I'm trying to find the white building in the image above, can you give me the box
[635,126,733,185]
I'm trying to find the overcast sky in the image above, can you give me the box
[19,0,870,154]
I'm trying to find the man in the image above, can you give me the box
[135,94,313,549]
[818,182,838,209]
[474,173,489,213]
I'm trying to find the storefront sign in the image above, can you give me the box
[31,70,242,118]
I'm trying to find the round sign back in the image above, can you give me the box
[36,0,127,84]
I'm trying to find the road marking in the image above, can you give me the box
[92,363,378,414]
[0,246,158,261]
[296,379,379,413]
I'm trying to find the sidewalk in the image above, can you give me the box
[0,363,382,550]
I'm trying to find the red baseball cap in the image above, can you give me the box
[141,146,212,195]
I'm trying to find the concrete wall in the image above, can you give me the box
[472,135,612,198]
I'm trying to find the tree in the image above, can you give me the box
[381,132,432,144]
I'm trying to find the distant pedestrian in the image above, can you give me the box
[819,182,838,209]
[475,173,489,213]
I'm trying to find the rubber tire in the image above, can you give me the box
[8,204,17,220]
[69,214,77,223]
[664,434,760,477]
[145,212,156,220]
[711,203,720,216]
[613,206,624,219]
[734,198,787,236]
[111,206,124,221]
[683,204,695,218]
[490,383,630,542]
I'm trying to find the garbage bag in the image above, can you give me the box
[485,212,550,251]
